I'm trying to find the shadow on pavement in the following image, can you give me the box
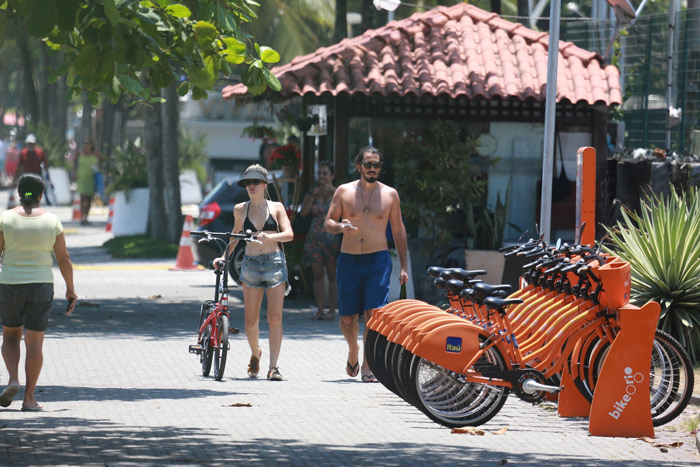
[0,415,686,466]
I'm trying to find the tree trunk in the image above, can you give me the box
[517,0,529,25]
[80,94,93,143]
[360,0,374,34]
[162,83,182,243]
[143,78,167,240]
[17,32,39,124]
[333,0,348,43]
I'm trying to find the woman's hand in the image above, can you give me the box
[212,256,226,270]
[65,290,78,316]
[256,232,273,243]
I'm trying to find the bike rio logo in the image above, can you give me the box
[608,366,644,420]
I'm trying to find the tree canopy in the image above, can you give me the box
[0,0,281,103]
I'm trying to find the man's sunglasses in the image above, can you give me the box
[243,179,264,186]
[361,161,383,169]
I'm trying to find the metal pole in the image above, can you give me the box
[539,0,561,243]
[666,0,677,152]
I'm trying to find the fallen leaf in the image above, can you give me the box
[77,301,99,307]
[149,294,162,299]
[491,427,508,435]
[226,403,252,407]
[497,460,508,465]
[640,438,683,449]
[451,427,485,435]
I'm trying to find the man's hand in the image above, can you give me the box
[339,219,358,233]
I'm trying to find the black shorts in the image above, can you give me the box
[0,283,54,332]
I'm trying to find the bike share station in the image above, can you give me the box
[365,147,679,438]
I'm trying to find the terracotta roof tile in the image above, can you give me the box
[222,3,621,106]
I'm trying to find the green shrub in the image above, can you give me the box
[105,138,148,195]
[603,188,700,361]
[103,234,178,258]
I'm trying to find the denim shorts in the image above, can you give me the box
[0,283,54,332]
[240,250,288,289]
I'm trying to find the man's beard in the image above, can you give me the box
[362,172,378,183]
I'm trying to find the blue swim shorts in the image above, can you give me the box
[336,250,392,316]
[240,250,288,289]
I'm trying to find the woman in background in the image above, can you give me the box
[74,139,104,225]
[0,173,77,411]
[300,161,341,320]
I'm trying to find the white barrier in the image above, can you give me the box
[179,169,202,205]
[111,188,149,236]
[47,168,72,205]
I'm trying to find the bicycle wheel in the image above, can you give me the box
[648,330,693,426]
[201,324,213,376]
[214,315,229,381]
[585,329,694,427]
[411,340,510,428]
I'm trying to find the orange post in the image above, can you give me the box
[575,147,596,246]
[105,196,115,232]
[588,301,661,437]
[170,215,202,271]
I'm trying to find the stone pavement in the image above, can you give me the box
[0,194,698,465]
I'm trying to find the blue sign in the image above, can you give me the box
[445,336,462,353]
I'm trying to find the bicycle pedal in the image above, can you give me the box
[229,327,240,334]
[188,344,203,355]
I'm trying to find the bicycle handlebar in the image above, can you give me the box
[191,229,262,245]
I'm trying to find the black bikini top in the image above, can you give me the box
[243,201,279,232]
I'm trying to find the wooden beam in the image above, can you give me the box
[334,94,349,183]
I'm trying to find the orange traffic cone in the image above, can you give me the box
[105,196,115,232]
[170,215,201,271]
[7,189,17,209]
[72,192,82,221]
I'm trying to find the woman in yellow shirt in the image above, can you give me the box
[74,139,104,225]
[0,173,77,411]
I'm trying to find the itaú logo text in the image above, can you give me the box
[608,367,644,420]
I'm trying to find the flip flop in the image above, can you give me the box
[0,384,20,407]
[320,312,335,321]
[346,361,359,378]
[21,404,44,412]
[361,373,378,383]
[310,312,324,320]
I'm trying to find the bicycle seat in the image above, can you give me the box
[445,279,468,294]
[471,282,512,301]
[433,277,447,289]
[483,296,524,310]
[448,268,488,281]
[427,266,450,278]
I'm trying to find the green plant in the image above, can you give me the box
[27,122,69,169]
[395,120,488,262]
[105,138,148,195]
[103,234,178,259]
[178,130,208,186]
[241,122,279,143]
[465,189,510,250]
[603,187,700,361]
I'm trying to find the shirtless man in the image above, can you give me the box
[324,146,408,382]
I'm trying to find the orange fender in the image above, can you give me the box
[374,302,439,336]
[410,320,485,374]
[385,308,443,343]
[368,300,427,332]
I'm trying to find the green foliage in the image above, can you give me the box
[603,187,700,361]
[104,138,148,194]
[466,189,511,250]
[26,121,69,169]
[1,0,280,102]
[178,129,207,185]
[394,120,487,261]
[103,234,179,257]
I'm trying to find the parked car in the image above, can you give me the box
[192,172,282,281]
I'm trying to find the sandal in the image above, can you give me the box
[346,360,359,378]
[247,347,262,378]
[361,373,378,383]
[310,311,324,320]
[267,367,283,381]
[320,311,335,320]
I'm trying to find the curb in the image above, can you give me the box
[691,394,700,456]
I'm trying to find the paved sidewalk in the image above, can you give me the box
[0,195,698,465]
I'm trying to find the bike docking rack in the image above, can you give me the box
[365,148,692,437]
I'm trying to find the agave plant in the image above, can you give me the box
[603,187,700,361]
